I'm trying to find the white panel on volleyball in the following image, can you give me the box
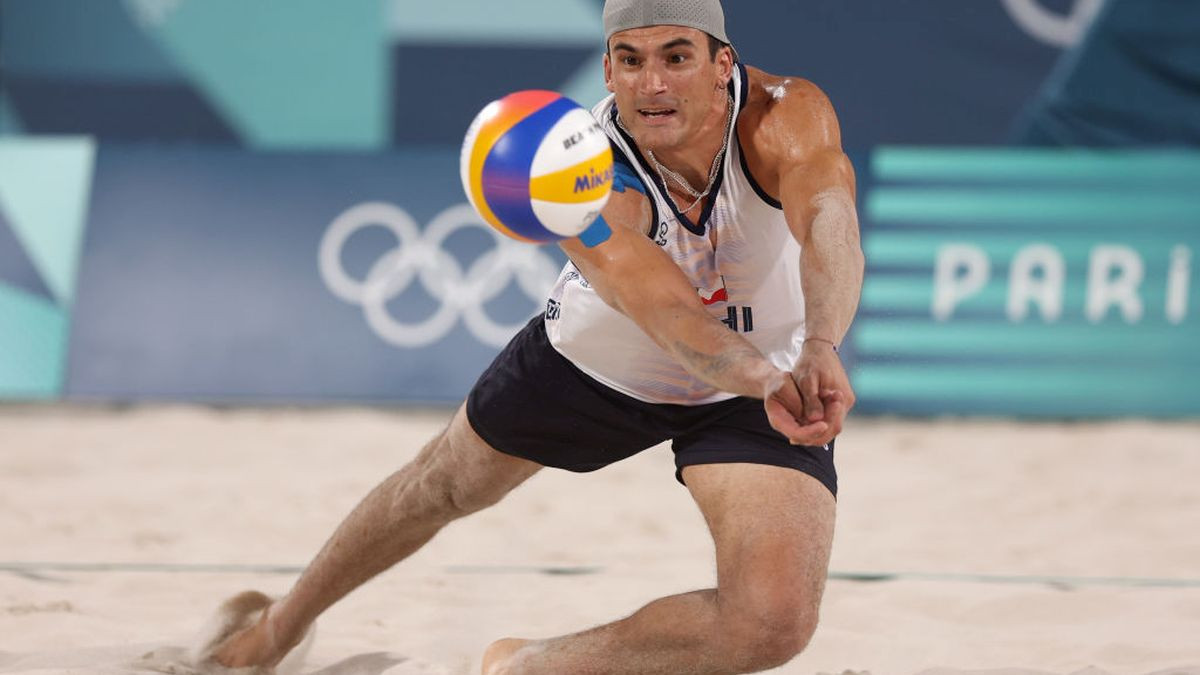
[531,195,610,237]
[459,99,502,214]
[530,107,609,176]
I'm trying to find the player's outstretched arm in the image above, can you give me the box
[747,76,865,443]
[560,190,829,444]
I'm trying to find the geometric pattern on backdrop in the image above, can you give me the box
[0,138,95,398]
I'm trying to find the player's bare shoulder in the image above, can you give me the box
[737,67,846,197]
[740,67,841,147]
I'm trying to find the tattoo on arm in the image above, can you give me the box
[671,339,765,387]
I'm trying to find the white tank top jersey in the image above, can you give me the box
[545,63,808,405]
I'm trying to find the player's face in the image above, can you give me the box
[604,26,732,152]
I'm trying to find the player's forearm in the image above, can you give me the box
[799,188,864,345]
[569,227,782,399]
[625,297,782,399]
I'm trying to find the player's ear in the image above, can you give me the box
[716,47,733,88]
[603,52,615,93]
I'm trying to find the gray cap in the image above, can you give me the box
[603,0,733,48]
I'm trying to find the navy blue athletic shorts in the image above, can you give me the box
[466,316,837,497]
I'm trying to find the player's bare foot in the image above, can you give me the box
[188,590,276,668]
[481,638,532,675]
[211,610,280,667]
[190,590,311,671]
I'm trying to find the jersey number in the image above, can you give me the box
[721,306,754,332]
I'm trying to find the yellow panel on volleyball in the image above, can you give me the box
[465,109,518,234]
[529,149,614,205]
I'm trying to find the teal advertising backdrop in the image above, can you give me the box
[2,1,1198,415]
[0,137,95,399]
[856,149,1198,416]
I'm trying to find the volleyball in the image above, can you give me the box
[460,90,613,243]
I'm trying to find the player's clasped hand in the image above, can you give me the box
[763,341,855,446]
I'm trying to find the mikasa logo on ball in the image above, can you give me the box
[573,166,613,194]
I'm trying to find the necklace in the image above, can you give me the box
[617,92,733,213]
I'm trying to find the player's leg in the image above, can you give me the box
[483,461,836,674]
[212,402,542,667]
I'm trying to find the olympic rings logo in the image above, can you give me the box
[1000,0,1102,47]
[318,202,560,348]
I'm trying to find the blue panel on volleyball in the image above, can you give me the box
[480,97,578,240]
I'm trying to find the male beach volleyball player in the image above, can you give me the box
[210,0,863,672]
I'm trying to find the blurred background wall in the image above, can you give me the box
[0,0,1196,415]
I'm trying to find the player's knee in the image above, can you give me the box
[402,408,537,524]
[424,432,517,519]
[438,469,506,518]
[722,594,819,669]
[415,444,485,520]
[757,609,818,668]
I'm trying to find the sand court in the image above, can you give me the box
[1,405,1197,674]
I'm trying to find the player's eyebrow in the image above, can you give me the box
[659,37,697,52]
